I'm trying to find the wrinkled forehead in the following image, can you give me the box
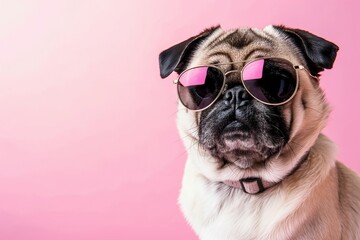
[187,26,302,70]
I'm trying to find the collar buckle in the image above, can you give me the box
[240,178,265,194]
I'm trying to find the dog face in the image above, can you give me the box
[159,26,338,180]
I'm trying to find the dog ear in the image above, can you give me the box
[159,26,221,79]
[274,26,339,76]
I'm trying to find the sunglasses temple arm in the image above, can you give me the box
[294,65,320,81]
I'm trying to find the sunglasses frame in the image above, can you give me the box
[174,57,318,112]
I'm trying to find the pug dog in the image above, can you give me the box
[158,25,360,240]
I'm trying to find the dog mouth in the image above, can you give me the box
[206,120,282,169]
[198,100,289,169]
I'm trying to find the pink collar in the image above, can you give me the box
[223,178,276,194]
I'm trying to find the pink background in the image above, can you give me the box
[0,0,359,239]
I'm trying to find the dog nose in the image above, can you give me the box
[223,86,251,108]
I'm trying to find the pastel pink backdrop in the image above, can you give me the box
[0,0,359,239]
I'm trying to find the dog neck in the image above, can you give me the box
[223,152,310,194]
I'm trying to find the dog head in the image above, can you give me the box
[159,26,338,182]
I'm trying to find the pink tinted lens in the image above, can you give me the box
[242,59,264,80]
[242,58,297,104]
[242,59,267,101]
[177,66,224,110]
[179,66,208,87]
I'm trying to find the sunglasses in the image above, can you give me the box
[174,57,318,111]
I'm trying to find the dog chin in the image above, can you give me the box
[215,141,272,169]
[206,126,279,169]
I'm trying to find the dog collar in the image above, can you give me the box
[223,178,275,194]
[223,152,310,194]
